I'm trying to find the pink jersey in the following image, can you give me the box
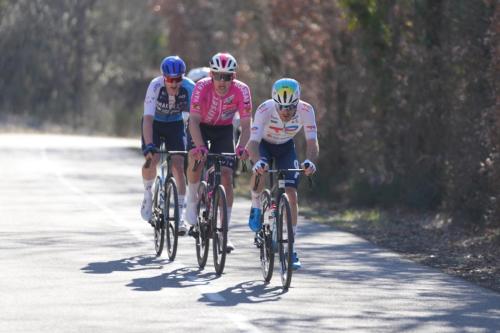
[190,77,252,125]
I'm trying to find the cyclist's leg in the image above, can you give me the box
[141,118,161,221]
[248,140,271,231]
[275,140,300,229]
[164,121,187,223]
[209,125,235,218]
[185,125,206,226]
[276,140,301,269]
[210,124,236,251]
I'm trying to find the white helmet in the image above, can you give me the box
[209,52,238,73]
[187,67,210,82]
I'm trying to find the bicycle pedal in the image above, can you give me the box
[188,226,198,238]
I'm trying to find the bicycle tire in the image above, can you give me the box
[195,181,210,268]
[260,189,274,282]
[164,177,179,261]
[153,176,165,256]
[278,193,293,289]
[212,184,228,275]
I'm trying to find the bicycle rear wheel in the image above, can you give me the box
[153,176,165,256]
[195,181,210,268]
[212,184,228,275]
[260,189,274,282]
[164,177,179,261]
[278,193,293,289]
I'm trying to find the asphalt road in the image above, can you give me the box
[1,133,499,333]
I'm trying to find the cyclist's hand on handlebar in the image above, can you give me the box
[191,145,208,161]
[301,159,317,176]
[143,143,157,158]
[235,145,249,160]
[252,159,268,175]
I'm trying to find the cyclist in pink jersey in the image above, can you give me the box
[185,52,252,253]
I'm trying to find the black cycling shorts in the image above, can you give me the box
[187,123,235,169]
[141,119,186,153]
[259,139,300,188]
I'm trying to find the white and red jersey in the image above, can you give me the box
[250,99,318,144]
[190,77,252,126]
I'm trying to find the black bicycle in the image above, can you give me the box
[148,144,187,260]
[254,161,310,289]
[191,152,235,275]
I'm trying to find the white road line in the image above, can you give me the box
[40,146,149,243]
[40,145,263,333]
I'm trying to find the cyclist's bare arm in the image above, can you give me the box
[188,113,205,149]
[246,140,261,164]
[305,138,319,162]
[143,115,154,146]
[237,116,251,148]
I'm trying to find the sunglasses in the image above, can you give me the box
[212,72,234,82]
[164,75,183,83]
[278,103,298,111]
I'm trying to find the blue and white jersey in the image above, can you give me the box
[143,76,195,122]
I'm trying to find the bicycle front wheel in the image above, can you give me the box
[164,177,179,261]
[195,181,210,268]
[212,184,228,275]
[153,176,165,256]
[278,193,293,289]
[260,189,274,282]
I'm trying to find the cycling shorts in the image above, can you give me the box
[141,119,186,152]
[187,123,235,169]
[259,139,300,188]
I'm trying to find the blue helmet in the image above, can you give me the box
[160,56,186,77]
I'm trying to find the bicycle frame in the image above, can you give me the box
[149,141,187,259]
[254,159,308,289]
[193,152,236,275]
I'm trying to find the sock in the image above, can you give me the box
[292,225,298,237]
[187,182,199,203]
[178,194,185,220]
[143,179,154,193]
[251,191,261,209]
[227,207,232,227]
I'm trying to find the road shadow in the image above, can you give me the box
[198,280,283,306]
[290,227,500,332]
[126,266,218,291]
[81,254,168,274]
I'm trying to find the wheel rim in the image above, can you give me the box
[195,182,209,268]
[213,186,227,275]
[164,179,179,260]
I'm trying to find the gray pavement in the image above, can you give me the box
[0,133,499,333]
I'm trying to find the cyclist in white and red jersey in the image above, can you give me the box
[246,78,319,269]
[141,56,195,234]
[185,52,252,253]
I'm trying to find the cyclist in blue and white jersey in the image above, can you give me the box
[141,56,195,234]
[245,78,319,270]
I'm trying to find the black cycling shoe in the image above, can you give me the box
[188,225,198,238]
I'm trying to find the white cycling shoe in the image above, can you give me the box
[178,220,189,236]
[226,239,235,253]
[140,191,153,221]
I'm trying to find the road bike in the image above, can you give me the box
[190,152,235,275]
[253,161,310,289]
[147,143,187,260]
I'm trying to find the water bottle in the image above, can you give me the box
[270,202,277,251]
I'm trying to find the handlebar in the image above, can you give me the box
[143,150,188,169]
[191,152,237,172]
[253,166,313,191]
